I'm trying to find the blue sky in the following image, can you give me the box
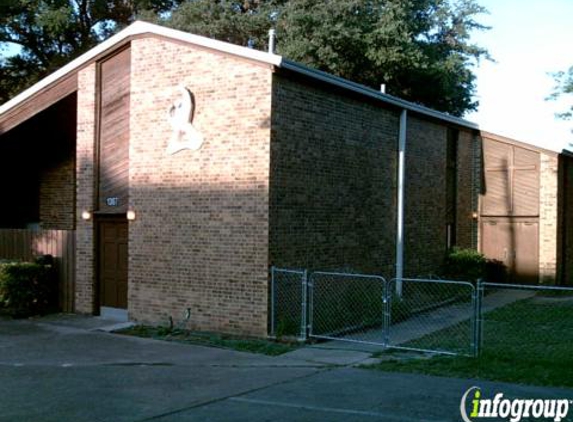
[466,0,573,151]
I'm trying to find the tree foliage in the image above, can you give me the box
[548,66,573,121]
[0,0,490,116]
[166,0,490,116]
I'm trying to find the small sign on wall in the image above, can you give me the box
[106,197,119,207]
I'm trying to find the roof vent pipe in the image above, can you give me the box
[268,29,276,54]
[380,84,386,94]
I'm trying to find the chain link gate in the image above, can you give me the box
[387,278,478,356]
[270,268,479,356]
[269,267,308,341]
[307,272,388,345]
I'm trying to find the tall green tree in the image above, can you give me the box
[166,0,490,116]
[1,0,490,116]
[0,0,181,104]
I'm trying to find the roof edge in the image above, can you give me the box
[0,21,282,116]
[279,59,480,131]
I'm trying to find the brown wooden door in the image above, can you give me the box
[481,219,539,284]
[98,219,128,309]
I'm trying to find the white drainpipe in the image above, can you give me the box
[268,29,276,54]
[395,109,408,295]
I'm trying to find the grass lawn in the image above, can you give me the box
[116,325,300,356]
[365,294,573,388]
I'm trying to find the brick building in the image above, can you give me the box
[0,22,570,336]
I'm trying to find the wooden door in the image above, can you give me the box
[98,219,128,309]
[481,219,539,284]
[514,221,539,284]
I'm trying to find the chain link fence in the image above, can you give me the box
[308,272,387,345]
[270,267,573,358]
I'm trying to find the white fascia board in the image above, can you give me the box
[0,21,282,116]
[279,59,480,131]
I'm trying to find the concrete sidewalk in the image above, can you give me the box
[0,315,571,422]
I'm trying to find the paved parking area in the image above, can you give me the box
[0,315,571,422]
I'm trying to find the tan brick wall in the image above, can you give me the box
[269,73,398,278]
[539,152,559,284]
[128,37,272,336]
[75,64,97,313]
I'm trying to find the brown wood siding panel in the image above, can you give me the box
[513,168,539,215]
[483,169,511,215]
[484,139,511,168]
[482,138,540,217]
[98,48,131,213]
[0,74,78,135]
[481,219,539,284]
[0,229,75,311]
[482,139,512,215]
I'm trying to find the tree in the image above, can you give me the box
[166,0,490,116]
[0,0,181,104]
[1,0,490,116]
[548,66,573,122]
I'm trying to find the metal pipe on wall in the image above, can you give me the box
[395,109,408,295]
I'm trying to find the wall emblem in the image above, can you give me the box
[166,86,204,155]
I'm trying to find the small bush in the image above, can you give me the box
[441,248,487,282]
[0,255,57,317]
[440,248,509,283]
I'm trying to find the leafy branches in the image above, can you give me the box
[0,0,490,116]
[548,66,573,121]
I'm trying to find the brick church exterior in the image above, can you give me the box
[0,22,571,336]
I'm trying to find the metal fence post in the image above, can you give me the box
[300,269,308,341]
[270,266,276,338]
[474,278,484,357]
[308,272,314,338]
[383,278,390,347]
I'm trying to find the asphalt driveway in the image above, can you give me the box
[0,315,571,422]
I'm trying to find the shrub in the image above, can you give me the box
[0,255,58,317]
[441,247,487,282]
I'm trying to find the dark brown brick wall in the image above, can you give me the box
[269,73,398,278]
[456,129,478,249]
[403,116,448,277]
[39,155,75,230]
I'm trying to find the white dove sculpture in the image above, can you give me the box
[166,86,204,155]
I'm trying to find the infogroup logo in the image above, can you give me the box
[460,386,571,422]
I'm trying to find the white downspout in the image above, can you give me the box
[395,109,408,295]
[268,29,276,54]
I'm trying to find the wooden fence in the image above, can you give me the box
[0,229,75,312]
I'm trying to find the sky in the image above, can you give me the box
[465,0,573,152]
